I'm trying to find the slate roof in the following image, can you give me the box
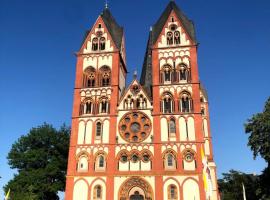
[152,1,196,45]
[80,8,123,51]
[140,1,197,98]
[140,32,153,98]
[100,8,124,49]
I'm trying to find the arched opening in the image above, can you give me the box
[179,92,193,113]
[161,92,174,113]
[83,67,96,88]
[92,38,98,51]
[118,177,153,200]
[174,31,180,45]
[178,63,191,82]
[99,66,111,87]
[99,37,106,50]
[167,31,173,45]
[160,65,173,83]
[168,118,176,138]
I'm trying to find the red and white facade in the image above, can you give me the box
[65,2,219,200]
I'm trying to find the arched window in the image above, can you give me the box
[99,97,110,114]
[167,31,173,45]
[83,67,96,87]
[95,153,106,171]
[95,122,102,139]
[174,31,181,45]
[99,66,111,87]
[99,155,104,168]
[178,63,191,82]
[168,119,176,137]
[161,92,174,114]
[161,65,173,83]
[168,185,178,200]
[164,151,177,170]
[92,38,98,51]
[99,37,106,50]
[93,185,102,199]
[179,92,193,113]
[80,98,94,115]
[77,155,88,172]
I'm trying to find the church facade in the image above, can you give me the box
[65,2,219,200]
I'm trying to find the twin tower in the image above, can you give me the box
[65,1,219,200]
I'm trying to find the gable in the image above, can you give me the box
[152,1,196,47]
[118,80,152,110]
[79,9,123,53]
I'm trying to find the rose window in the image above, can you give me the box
[119,112,151,143]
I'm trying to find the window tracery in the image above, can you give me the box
[161,92,174,113]
[179,92,193,113]
[119,112,151,143]
[83,67,96,88]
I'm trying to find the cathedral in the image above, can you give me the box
[65,1,219,200]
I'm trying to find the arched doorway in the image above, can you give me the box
[119,177,153,200]
[130,191,144,200]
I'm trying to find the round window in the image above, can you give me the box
[119,111,152,143]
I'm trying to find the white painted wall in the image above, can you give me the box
[179,117,187,141]
[161,118,169,142]
[78,121,85,145]
[85,121,92,144]
[187,117,195,141]
[73,180,88,200]
[183,179,200,200]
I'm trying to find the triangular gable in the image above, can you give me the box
[151,1,196,47]
[118,79,152,110]
[79,8,123,53]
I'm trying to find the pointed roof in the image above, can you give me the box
[100,8,124,49]
[140,2,197,98]
[80,8,123,50]
[140,32,153,98]
[152,1,196,45]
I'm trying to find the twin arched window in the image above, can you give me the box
[167,29,181,46]
[92,37,106,51]
[98,97,110,114]
[179,92,193,113]
[77,155,88,172]
[161,92,174,114]
[80,98,94,115]
[160,63,191,84]
[82,66,111,88]
[99,66,111,87]
[160,91,193,113]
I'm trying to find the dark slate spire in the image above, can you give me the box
[140,31,153,98]
[152,1,196,45]
[100,8,123,49]
[140,1,197,99]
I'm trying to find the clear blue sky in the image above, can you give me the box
[0,0,269,197]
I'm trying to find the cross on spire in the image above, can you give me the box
[105,0,108,9]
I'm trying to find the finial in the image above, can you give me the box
[105,0,108,9]
[133,70,137,79]
[150,26,153,31]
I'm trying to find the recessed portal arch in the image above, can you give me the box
[118,177,153,200]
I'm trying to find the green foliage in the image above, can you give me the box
[4,123,70,200]
[218,170,260,200]
[245,97,270,163]
[245,97,270,198]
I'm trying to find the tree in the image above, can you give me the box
[218,170,260,200]
[4,123,70,200]
[245,97,270,199]
[245,97,270,164]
